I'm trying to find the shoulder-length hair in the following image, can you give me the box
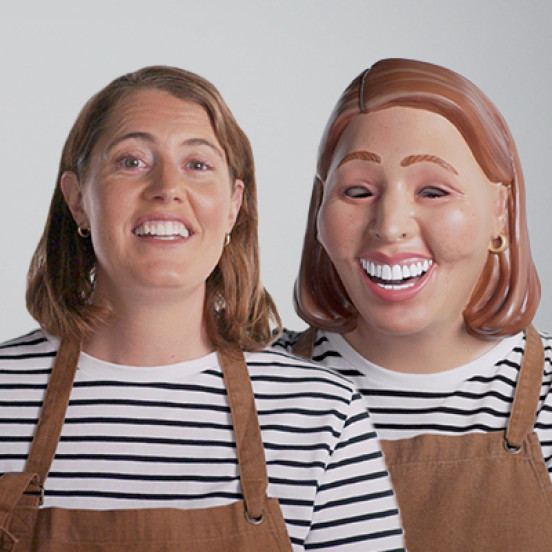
[27,65,280,350]
[295,58,540,338]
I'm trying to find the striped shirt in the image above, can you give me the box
[0,329,404,552]
[274,328,552,474]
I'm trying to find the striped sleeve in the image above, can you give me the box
[304,391,404,551]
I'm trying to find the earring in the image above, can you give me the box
[224,233,231,247]
[77,225,91,238]
[489,233,508,254]
[214,292,226,313]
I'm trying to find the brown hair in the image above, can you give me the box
[295,58,540,338]
[27,65,281,350]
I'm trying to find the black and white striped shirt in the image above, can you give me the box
[0,329,404,552]
[274,328,552,474]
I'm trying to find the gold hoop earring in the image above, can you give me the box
[224,233,231,247]
[489,233,508,254]
[77,225,91,238]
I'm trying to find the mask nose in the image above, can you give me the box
[369,190,414,243]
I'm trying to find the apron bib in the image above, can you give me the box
[293,325,552,551]
[0,340,292,551]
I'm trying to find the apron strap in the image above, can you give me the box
[505,325,544,450]
[291,327,316,359]
[24,337,81,484]
[219,346,267,521]
[0,471,42,547]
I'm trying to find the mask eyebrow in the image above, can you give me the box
[400,154,458,175]
[337,150,382,168]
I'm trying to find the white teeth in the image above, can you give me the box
[134,221,190,239]
[392,265,402,280]
[361,258,433,284]
[379,281,416,290]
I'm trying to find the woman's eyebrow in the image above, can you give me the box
[104,131,155,154]
[400,154,458,175]
[184,138,224,159]
[104,133,224,159]
[337,150,382,168]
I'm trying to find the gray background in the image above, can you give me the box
[1,0,550,341]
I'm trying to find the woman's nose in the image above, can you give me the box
[146,163,183,203]
[369,191,414,242]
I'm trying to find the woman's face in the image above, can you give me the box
[317,106,506,340]
[62,89,243,306]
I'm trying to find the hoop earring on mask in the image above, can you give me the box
[224,233,231,247]
[77,225,91,239]
[489,234,508,254]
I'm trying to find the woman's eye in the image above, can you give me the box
[186,160,211,171]
[418,186,448,199]
[344,186,373,198]
[120,157,145,169]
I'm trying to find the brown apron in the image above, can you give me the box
[293,325,552,551]
[0,340,293,551]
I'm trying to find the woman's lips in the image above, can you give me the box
[133,219,191,240]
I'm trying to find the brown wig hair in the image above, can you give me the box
[295,58,540,338]
[26,65,281,351]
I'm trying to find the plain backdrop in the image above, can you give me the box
[1,0,550,342]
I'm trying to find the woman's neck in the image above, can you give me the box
[343,323,497,374]
[83,288,213,367]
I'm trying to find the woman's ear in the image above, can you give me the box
[60,171,88,227]
[227,179,244,233]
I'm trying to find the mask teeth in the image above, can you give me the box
[360,259,432,283]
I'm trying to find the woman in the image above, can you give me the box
[276,58,552,551]
[0,66,404,551]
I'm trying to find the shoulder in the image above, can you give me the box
[245,346,358,400]
[515,328,552,399]
[538,328,552,353]
[519,327,552,367]
[271,327,305,352]
[0,329,57,389]
[0,329,56,360]
[536,328,552,377]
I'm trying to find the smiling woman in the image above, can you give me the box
[59,91,244,363]
[0,66,404,551]
[274,58,552,551]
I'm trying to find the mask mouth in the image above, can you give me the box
[360,258,433,288]
[133,220,191,240]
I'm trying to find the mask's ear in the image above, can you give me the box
[492,183,509,236]
[60,171,88,228]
